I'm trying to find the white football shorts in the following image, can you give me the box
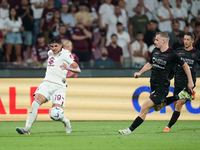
[34,81,66,107]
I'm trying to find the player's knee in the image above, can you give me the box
[154,106,161,111]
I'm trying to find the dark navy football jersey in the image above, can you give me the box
[175,47,200,87]
[149,47,184,89]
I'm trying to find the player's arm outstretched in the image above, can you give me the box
[134,62,152,78]
[182,63,194,92]
[60,62,81,74]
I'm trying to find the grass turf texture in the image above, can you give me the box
[0,121,199,150]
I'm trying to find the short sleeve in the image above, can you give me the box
[64,52,74,65]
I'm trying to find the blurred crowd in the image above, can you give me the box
[0,0,200,69]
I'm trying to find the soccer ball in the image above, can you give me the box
[49,107,64,121]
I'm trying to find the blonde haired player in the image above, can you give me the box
[16,36,81,134]
[63,40,79,77]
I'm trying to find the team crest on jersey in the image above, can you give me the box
[58,53,61,57]
[178,52,185,55]
[48,57,55,66]
[166,54,169,57]
[191,53,196,57]
[155,52,159,54]
[49,52,53,56]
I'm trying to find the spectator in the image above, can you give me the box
[61,4,75,31]
[125,0,142,18]
[131,31,149,68]
[157,0,173,32]
[105,6,125,46]
[169,20,182,47]
[74,2,92,27]
[115,22,131,68]
[183,25,189,33]
[144,20,160,47]
[148,35,156,54]
[57,25,70,43]
[172,31,184,50]
[129,4,149,43]
[143,0,159,21]
[7,0,21,8]
[68,4,77,16]
[172,0,188,31]
[85,3,98,32]
[118,0,129,32]
[30,0,46,46]
[0,0,9,20]
[33,33,49,68]
[58,0,69,5]
[63,40,79,77]
[85,3,100,49]
[54,0,62,9]
[71,15,92,63]
[98,0,114,47]
[194,22,200,49]
[4,8,23,62]
[39,0,59,44]
[106,34,123,68]
[0,28,5,62]
[17,0,34,62]
[182,0,199,23]
[189,17,197,32]
[93,48,115,68]
[47,10,63,36]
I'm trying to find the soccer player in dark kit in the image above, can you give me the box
[163,32,200,132]
[119,32,194,134]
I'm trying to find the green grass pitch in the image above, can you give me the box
[0,121,200,150]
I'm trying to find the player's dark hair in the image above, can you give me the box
[49,36,62,44]
[149,19,158,24]
[111,33,118,38]
[172,19,180,25]
[185,32,195,40]
[37,33,44,38]
[136,31,143,35]
[195,22,200,27]
[116,22,123,26]
[9,7,18,21]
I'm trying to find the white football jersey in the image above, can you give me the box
[43,48,74,86]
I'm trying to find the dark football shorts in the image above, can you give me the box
[149,84,169,106]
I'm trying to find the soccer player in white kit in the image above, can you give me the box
[16,36,81,134]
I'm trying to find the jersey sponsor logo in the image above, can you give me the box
[48,57,55,66]
[181,57,194,65]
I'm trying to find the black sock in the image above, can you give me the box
[129,116,144,131]
[167,111,180,128]
[165,95,179,105]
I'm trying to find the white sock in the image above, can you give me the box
[24,100,41,131]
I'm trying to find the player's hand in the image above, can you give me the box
[188,81,194,92]
[134,72,141,78]
[60,63,70,70]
